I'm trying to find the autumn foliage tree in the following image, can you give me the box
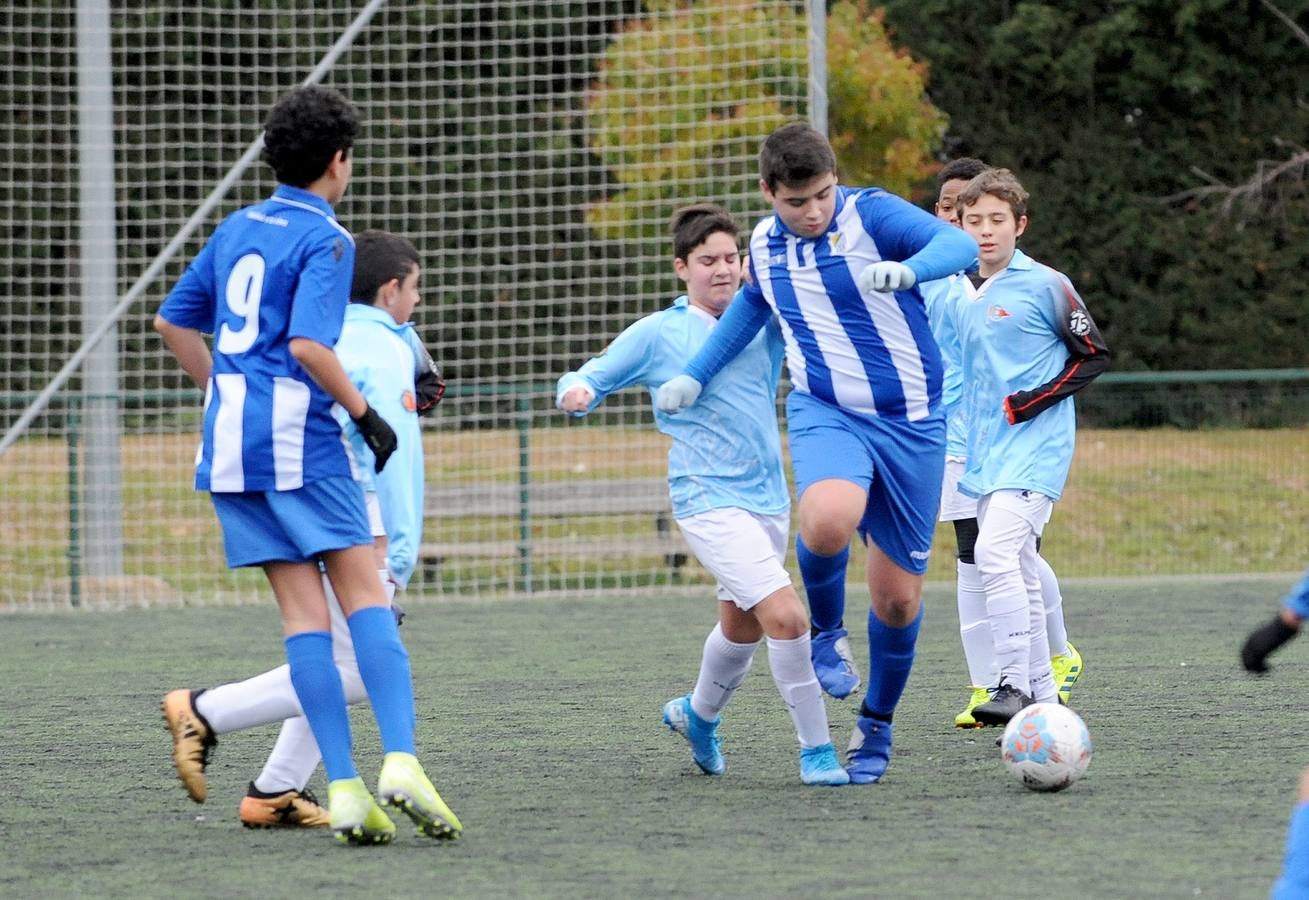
[584,0,947,242]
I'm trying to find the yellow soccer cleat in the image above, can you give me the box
[1051,641,1084,704]
[239,783,331,829]
[328,777,395,846]
[161,689,216,803]
[377,752,463,840]
[954,685,992,729]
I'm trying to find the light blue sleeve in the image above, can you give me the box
[555,313,660,416]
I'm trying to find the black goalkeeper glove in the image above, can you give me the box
[351,405,398,473]
[1240,615,1299,674]
[413,341,445,417]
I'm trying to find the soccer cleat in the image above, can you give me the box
[971,680,1034,727]
[954,685,993,729]
[846,715,893,784]
[239,783,330,829]
[161,688,216,803]
[662,693,724,775]
[799,742,850,786]
[377,752,463,840]
[1051,641,1084,704]
[328,777,395,846]
[811,627,861,699]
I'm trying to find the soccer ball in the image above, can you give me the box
[999,703,1092,792]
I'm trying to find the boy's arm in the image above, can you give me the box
[290,337,398,471]
[556,314,658,416]
[357,351,422,587]
[1003,277,1111,425]
[153,317,212,390]
[656,286,770,413]
[855,191,979,285]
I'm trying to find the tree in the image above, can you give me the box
[583,0,947,243]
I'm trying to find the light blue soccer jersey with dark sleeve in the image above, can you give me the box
[158,184,356,492]
[945,249,1109,501]
[556,296,789,519]
[333,304,425,587]
[920,274,968,458]
[685,186,978,423]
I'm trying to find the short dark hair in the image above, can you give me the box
[261,86,359,188]
[759,122,837,191]
[670,203,739,261]
[938,157,990,186]
[958,167,1029,221]
[351,230,420,304]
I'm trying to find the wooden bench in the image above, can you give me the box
[417,477,690,578]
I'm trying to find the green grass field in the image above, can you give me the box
[1,574,1303,898]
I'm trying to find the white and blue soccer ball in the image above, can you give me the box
[1000,702,1092,792]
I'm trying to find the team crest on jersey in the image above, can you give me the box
[987,304,1012,321]
[1068,309,1090,336]
[402,390,416,412]
[332,238,346,262]
[827,232,844,251]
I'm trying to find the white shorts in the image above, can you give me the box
[977,489,1053,538]
[365,492,385,537]
[676,507,792,610]
[939,457,978,522]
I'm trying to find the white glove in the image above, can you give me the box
[857,261,917,293]
[654,375,703,413]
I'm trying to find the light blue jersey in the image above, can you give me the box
[939,249,1110,501]
[556,296,789,519]
[333,304,425,587]
[159,185,356,492]
[920,274,968,458]
[685,186,978,423]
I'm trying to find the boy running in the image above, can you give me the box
[557,203,848,786]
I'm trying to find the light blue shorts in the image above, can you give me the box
[787,391,945,575]
[210,476,372,568]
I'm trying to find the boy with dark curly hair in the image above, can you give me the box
[155,85,460,846]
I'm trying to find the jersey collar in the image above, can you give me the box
[271,183,335,215]
[345,302,407,332]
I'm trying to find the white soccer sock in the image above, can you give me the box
[766,633,831,750]
[957,561,998,688]
[253,716,319,794]
[1028,588,1057,702]
[690,623,758,722]
[978,568,1031,692]
[1037,554,1069,657]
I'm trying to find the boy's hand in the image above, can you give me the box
[558,385,594,414]
[655,375,702,413]
[352,405,398,472]
[857,261,917,293]
[413,342,445,416]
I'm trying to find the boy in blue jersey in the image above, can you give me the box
[656,123,978,783]
[1241,567,1309,673]
[154,86,458,845]
[1274,766,1309,898]
[557,203,848,786]
[938,168,1110,725]
[921,160,1083,728]
[160,231,458,832]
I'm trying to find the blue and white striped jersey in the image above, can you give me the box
[685,186,978,423]
[556,296,789,520]
[333,304,425,588]
[159,184,356,493]
[920,273,968,457]
[938,249,1110,501]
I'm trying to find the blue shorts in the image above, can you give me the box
[210,476,372,568]
[787,391,945,575]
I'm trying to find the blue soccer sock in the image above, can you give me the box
[348,605,417,755]
[797,536,850,633]
[285,631,356,782]
[860,604,924,721]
